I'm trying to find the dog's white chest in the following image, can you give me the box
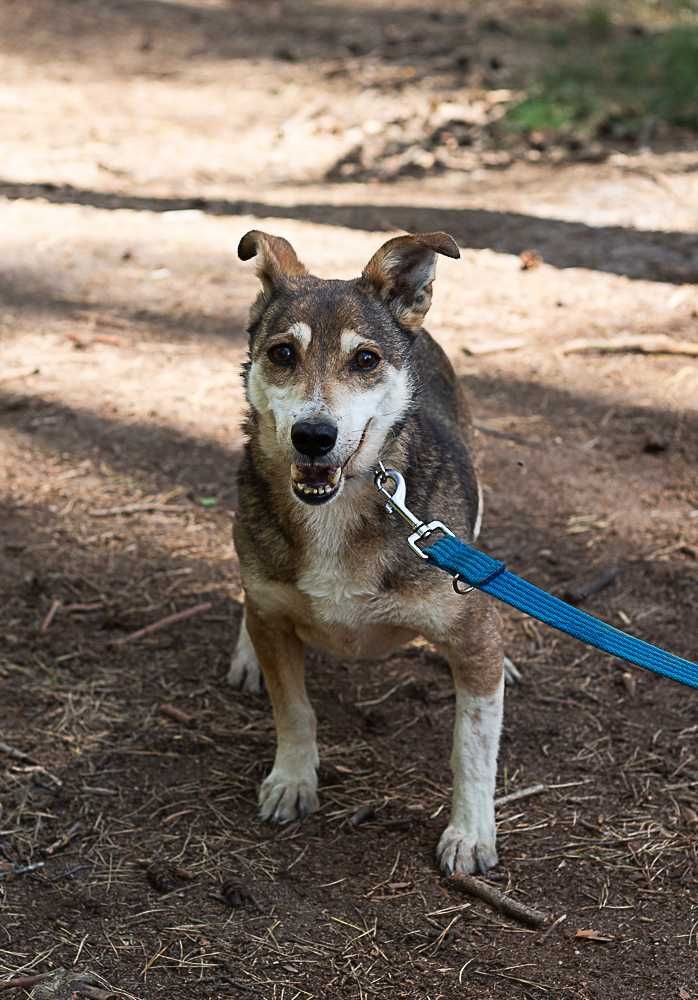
[297,562,372,608]
[295,500,375,623]
[295,566,415,658]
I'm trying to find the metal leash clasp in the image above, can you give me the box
[374,462,455,559]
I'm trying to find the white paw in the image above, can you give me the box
[259,770,319,823]
[436,824,498,876]
[503,656,522,685]
[227,619,262,693]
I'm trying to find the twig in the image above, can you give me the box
[111,602,212,645]
[66,332,125,349]
[73,986,117,1000]
[495,783,547,808]
[462,337,526,356]
[39,599,61,634]
[159,703,194,725]
[0,367,40,386]
[536,912,568,944]
[89,502,185,517]
[44,822,82,856]
[474,424,544,450]
[0,741,37,764]
[0,973,52,992]
[562,566,620,605]
[0,861,46,880]
[449,874,551,928]
[562,334,698,357]
[349,804,377,827]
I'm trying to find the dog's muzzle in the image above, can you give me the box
[289,418,342,505]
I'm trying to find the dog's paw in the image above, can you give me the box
[436,824,498,876]
[227,652,262,692]
[503,656,522,686]
[259,770,319,824]
[227,635,263,693]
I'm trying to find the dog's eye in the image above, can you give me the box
[267,343,296,367]
[353,349,381,372]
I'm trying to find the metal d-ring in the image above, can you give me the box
[453,574,475,596]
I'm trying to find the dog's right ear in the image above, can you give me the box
[238,230,308,301]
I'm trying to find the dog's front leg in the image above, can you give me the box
[245,601,319,823]
[434,600,504,876]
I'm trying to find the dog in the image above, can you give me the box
[228,229,504,875]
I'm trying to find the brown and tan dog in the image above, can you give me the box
[229,229,504,875]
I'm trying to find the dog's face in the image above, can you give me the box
[239,230,459,506]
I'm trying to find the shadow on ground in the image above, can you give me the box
[3,181,697,283]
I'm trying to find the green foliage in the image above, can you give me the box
[584,3,614,40]
[505,7,698,139]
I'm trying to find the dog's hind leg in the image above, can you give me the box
[227,609,263,693]
[432,598,504,876]
[245,601,319,824]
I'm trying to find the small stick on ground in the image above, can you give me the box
[89,501,186,517]
[562,334,698,357]
[0,861,46,881]
[72,985,117,1000]
[475,424,544,450]
[0,367,40,386]
[562,566,619,605]
[44,822,82,857]
[0,973,52,992]
[66,332,125,350]
[111,602,213,645]
[39,599,61,634]
[449,874,551,928]
[0,741,38,765]
[536,912,568,944]
[349,804,377,827]
[159,703,195,725]
[495,783,547,808]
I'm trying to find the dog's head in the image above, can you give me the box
[239,229,459,506]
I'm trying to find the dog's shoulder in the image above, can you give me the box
[234,444,300,586]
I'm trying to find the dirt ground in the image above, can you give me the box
[1,2,697,998]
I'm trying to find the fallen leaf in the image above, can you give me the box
[575,928,615,942]
[520,249,543,270]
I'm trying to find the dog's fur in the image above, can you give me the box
[230,229,504,875]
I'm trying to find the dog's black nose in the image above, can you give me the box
[291,420,338,458]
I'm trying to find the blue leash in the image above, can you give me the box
[374,465,698,690]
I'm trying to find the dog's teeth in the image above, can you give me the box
[292,477,340,498]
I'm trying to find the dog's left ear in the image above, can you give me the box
[361,231,460,329]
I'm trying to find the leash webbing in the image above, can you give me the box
[425,535,698,690]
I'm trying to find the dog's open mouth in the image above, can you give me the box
[291,464,342,505]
